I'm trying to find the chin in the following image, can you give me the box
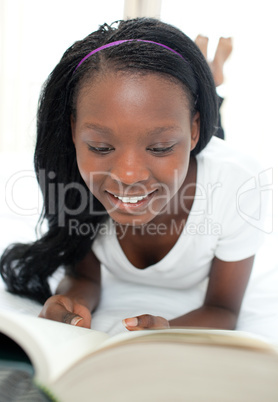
[110,214,154,227]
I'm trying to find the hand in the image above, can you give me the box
[39,295,92,328]
[122,314,170,331]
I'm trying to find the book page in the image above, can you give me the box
[100,327,277,353]
[0,310,110,384]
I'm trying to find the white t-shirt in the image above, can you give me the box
[92,137,267,290]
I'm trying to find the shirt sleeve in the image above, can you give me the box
[214,162,271,262]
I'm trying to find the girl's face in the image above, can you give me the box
[71,72,200,226]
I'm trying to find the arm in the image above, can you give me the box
[39,249,100,328]
[57,249,101,312]
[123,256,254,331]
[169,256,254,329]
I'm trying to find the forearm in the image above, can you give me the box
[55,249,101,313]
[170,256,255,330]
[55,275,100,313]
[169,305,238,330]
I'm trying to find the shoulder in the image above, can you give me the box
[196,136,263,181]
[195,137,270,228]
[196,138,269,261]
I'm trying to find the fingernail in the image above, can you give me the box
[123,317,138,327]
[71,316,83,326]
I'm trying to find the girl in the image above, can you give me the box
[0,18,264,331]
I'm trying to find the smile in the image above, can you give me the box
[106,190,157,210]
[113,194,148,203]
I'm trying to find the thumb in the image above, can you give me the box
[39,296,85,326]
[62,312,84,326]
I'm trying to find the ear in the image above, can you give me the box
[190,111,200,151]
[71,115,76,145]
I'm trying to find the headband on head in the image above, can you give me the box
[74,39,185,72]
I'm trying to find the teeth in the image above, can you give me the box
[114,194,148,203]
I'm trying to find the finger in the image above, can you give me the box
[62,312,84,326]
[39,295,92,328]
[72,304,92,328]
[123,314,170,331]
[60,298,91,328]
[39,301,84,326]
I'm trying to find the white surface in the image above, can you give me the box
[0,152,278,343]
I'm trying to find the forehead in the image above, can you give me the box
[75,70,191,112]
[73,71,194,144]
[73,72,192,133]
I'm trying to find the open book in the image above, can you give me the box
[0,309,277,402]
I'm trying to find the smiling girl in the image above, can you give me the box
[0,18,265,331]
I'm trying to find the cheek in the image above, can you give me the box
[160,150,190,189]
[75,150,98,191]
[75,149,112,200]
[75,149,89,179]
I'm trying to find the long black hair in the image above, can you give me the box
[0,18,218,304]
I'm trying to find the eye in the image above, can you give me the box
[88,145,114,154]
[147,145,175,155]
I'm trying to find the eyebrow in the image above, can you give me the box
[83,123,181,137]
[147,125,181,137]
[83,123,114,136]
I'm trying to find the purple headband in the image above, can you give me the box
[74,39,184,71]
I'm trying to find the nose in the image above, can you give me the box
[110,149,150,185]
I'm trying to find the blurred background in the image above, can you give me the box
[0,0,277,231]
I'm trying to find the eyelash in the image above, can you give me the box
[87,145,175,155]
[147,145,174,155]
[88,146,114,154]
